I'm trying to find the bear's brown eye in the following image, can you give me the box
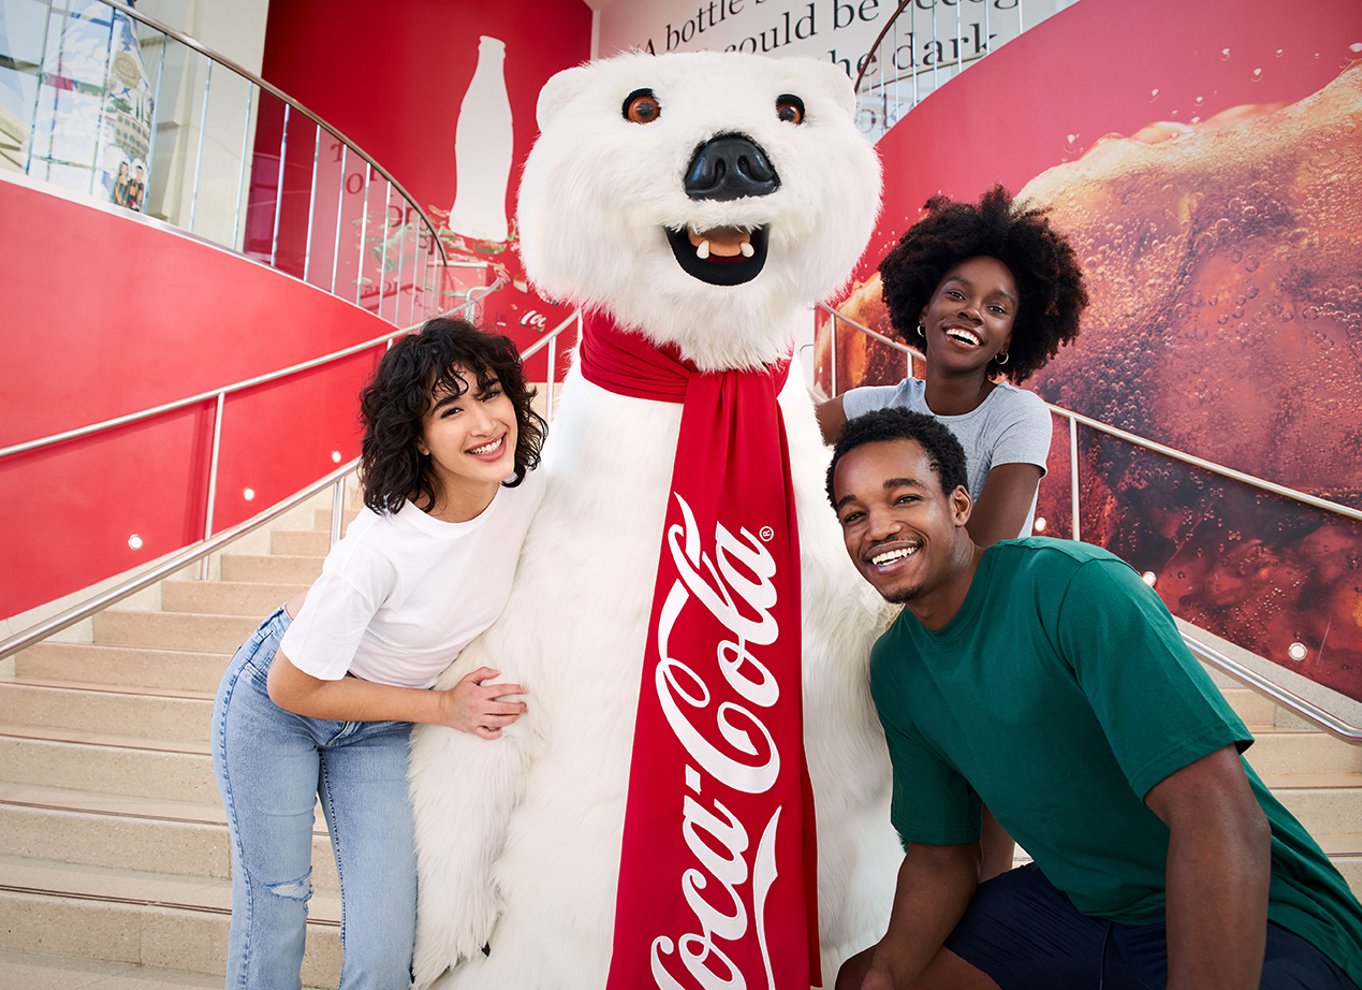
[623,89,661,125]
[776,95,805,125]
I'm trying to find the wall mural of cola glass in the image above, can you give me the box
[817,0,1362,701]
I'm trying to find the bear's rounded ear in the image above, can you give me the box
[537,64,594,130]
[786,57,858,119]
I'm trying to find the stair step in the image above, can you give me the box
[12,642,228,693]
[1260,772,1362,837]
[1315,832,1362,857]
[0,789,338,892]
[1245,728,1362,776]
[93,611,257,654]
[0,856,340,984]
[219,553,325,584]
[161,579,308,617]
[1219,686,1279,728]
[0,947,332,990]
[0,731,215,803]
[0,682,211,743]
[271,529,332,557]
[1333,856,1362,896]
[311,507,360,532]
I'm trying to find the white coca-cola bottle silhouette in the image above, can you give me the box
[449,35,513,242]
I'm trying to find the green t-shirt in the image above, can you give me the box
[870,537,1362,985]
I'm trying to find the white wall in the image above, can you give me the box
[134,0,270,73]
[598,0,1076,91]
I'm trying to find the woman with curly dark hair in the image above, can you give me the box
[818,183,1087,547]
[212,317,547,989]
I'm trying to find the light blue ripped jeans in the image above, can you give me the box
[211,606,415,989]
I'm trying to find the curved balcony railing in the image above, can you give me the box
[851,0,1072,141]
[818,304,1362,743]
[0,0,479,320]
[0,307,581,661]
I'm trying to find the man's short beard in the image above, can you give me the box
[881,583,921,605]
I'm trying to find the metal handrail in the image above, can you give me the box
[816,303,1362,524]
[0,312,581,662]
[520,311,580,361]
[853,0,913,94]
[100,0,448,270]
[0,462,356,661]
[1183,632,1362,745]
[0,325,415,460]
[817,302,1362,740]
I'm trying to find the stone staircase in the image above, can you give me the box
[1,496,1360,987]
[0,494,344,989]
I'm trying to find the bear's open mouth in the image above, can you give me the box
[665,225,769,286]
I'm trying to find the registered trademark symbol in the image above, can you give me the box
[758,525,775,542]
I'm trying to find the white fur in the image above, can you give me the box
[409,52,898,990]
[518,51,882,371]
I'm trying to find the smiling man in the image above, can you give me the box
[827,408,1362,990]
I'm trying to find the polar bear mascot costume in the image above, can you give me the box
[409,51,900,990]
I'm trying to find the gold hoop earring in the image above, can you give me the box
[916,322,926,339]
[996,351,1010,366]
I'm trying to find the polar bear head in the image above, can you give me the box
[517,52,882,371]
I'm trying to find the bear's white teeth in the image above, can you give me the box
[687,226,752,259]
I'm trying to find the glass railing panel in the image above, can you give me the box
[1062,423,1362,705]
[297,120,339,292]
[354,166,386,313]
[18,0,125,196]
[141,25,208,225]
[240,85,283,267]
[331,137,368,306]
[420,239,438,322]
[2,0,453,322]
[401,216,431,325]
[374,190,407,324]
[272,98,318,280]
[186,60,252,248]
[390,207,417,327]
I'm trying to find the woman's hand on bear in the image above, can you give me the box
[439,666,528,739]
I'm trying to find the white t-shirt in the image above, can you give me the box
[279,469,545,688]
[842,378,1052,536]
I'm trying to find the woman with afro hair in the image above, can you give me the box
[818,183,1086,548]
[212,318,547,989]
[817,186,1087,880]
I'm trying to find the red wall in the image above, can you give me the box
[258,0,593,244]
[0,180,393,619]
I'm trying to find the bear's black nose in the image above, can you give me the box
[683,133,780,201]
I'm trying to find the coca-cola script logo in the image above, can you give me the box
[650,492,788,990]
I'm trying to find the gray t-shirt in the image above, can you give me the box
[841,378,1052,536]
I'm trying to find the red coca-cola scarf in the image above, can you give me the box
[581,311,821,990]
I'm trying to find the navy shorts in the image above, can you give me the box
[943,864,1358,990]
